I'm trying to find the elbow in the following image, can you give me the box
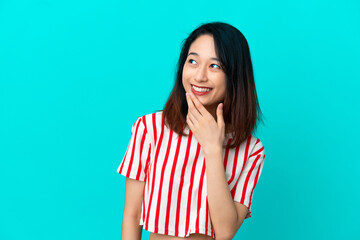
[216,221,243,240]
[215,235,234,240]
[219,231,239,240]
[215,230,237,240]
[123,212,141,222]
[225,231,238,240]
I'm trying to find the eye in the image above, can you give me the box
[188,59,197,64]
[211,64,221,69]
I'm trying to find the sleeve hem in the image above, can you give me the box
[117,170,146,182]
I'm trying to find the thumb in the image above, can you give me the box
[217,103,224,128]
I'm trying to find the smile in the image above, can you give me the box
[191,84,213,96]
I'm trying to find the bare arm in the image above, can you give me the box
[184,92,243,239]
[205,148,243,240]
[121,178,146,240]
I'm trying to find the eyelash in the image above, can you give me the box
[188,59,221,69]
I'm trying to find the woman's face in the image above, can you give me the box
[182,34,226,115]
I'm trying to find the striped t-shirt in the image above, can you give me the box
[117,111,266,239]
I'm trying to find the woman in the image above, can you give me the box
[117,21,266,240]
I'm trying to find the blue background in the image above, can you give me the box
[1,0,359,239]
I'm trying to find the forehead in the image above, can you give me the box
[188,34,217,57]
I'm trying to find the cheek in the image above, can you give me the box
[182,66,191,79]
[221,87,226,99]
[218,80,226,98]
[182,72,188,91]
[182,68,192,88]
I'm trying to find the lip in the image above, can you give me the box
[191,84,212,89]
[191,84,213,96]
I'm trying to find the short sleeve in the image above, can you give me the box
[232,138,265,219]
[116,116,152,182]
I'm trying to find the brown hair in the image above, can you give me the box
[162,21,266,148]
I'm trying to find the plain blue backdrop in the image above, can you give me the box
[1,0,359,239]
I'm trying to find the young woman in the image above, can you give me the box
[117,22,266,240]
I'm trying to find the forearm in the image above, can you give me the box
[205,148,238,240]
[121,214,142,240]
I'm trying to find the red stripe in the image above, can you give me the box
[126,118,142,178]
[118,148,128,174]
[145,147,152,222]
[136,127,147,180]
[227,144,240,185]
[205,195,209,235]
[145,119,164,230]
[249,146,264,158]
[164,134,182,234]
[241,135,252,175]
[119,118,140,174]
[146,157,151,192]
[195,157,206,232]
[248,154,265,209]
[143,115,152,195]
[142,114,150,169]
[144,145,151,196]
[231,135,251,197]
[210,205,214,237]
[249,139,263,158]
[144,145,151,177]
[223,139,232,172]
[152,113,157,145]
[154,129,174,232]
[175,130,193,236]
[240,154,261,204]
[185,142,201,235]
[141,115,148,135]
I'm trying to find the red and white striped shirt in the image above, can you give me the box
[117,111,266,239]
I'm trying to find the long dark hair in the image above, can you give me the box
[162,21,266,148]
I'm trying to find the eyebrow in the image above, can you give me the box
[187,52,220,62]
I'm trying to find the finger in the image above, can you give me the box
[186,113,195,131]
[217,103,225,128]
[186,102,198,125]
[186,93,202,121]
[188,92,212,118]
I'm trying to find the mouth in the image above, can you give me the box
[191,84,213,96]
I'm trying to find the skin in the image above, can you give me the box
[185,90,249,240]
[182,34,226,122]
[150,34,222,240]
[149,34,248,240]
[150,91,248,240]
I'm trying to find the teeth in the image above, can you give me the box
[192,85,211,92]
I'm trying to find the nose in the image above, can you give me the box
[194,65,208,82]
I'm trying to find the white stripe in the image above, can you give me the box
[117,111,266,237]
[168,134,187,231]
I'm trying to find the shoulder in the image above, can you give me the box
[248,134,265,157]
[136,110,163,131]
[130,111,163,145]
[140,111,163,122]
